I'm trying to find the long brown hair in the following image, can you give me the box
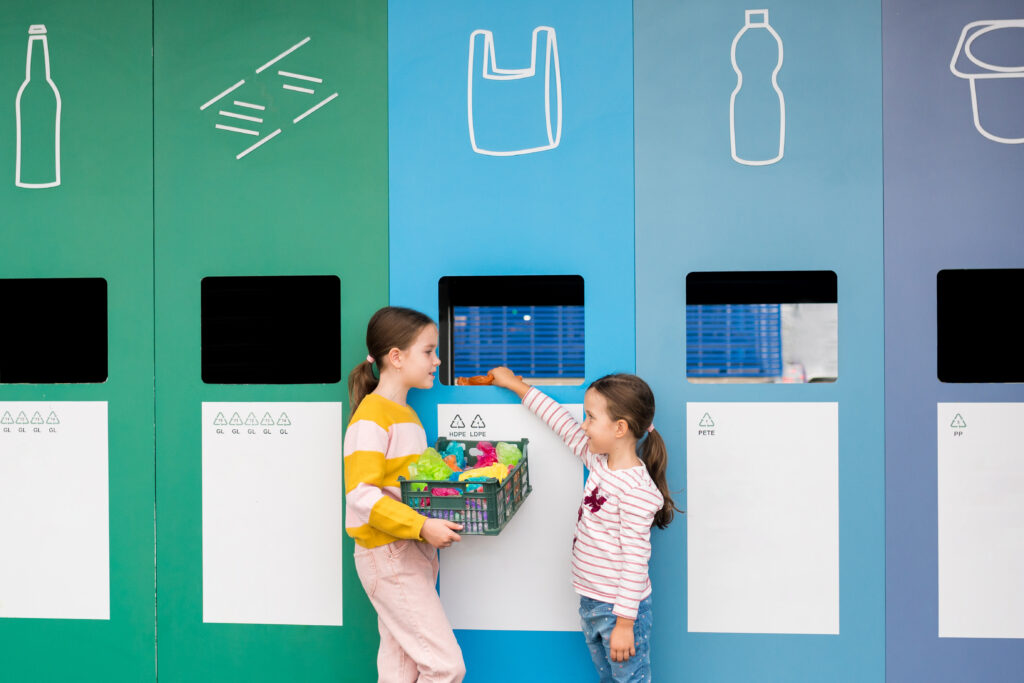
[587,373,681,529]
[348,306,435,409]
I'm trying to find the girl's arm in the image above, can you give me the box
[612,490,661,619]
[344,420,428,540]
[344,419,462,547]
[490,367,594,468]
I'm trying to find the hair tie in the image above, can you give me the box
[366,354,375,364]
[647,424,655,433]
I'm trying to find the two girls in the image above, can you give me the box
[344,306,677,683]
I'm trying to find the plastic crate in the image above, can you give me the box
[399,437,531,535]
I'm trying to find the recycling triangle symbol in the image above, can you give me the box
[450,415,465,429]
[1,411,13,424]
[261,412,275,425]
[16,411,28,424]
[31,412,44,424]
[245,412,259,426]
[277,413,291,426]
[471,415,486,429]
[229,413,243,426]
[46,411,60,425]
[699,413,715,428]
[950,414,966,429]
[214,412,227,426]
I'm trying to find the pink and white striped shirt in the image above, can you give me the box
[523,387,664,620]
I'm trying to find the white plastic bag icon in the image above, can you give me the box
[467,26,562,156]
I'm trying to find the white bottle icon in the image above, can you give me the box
[730,10,785,166]
[16,24,62,189]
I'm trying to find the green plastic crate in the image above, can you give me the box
[399,438,531,535]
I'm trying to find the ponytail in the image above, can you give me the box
[348,306,435,411]
[588,373,682,529]
[639,428,678,529]
[347,359,379,412]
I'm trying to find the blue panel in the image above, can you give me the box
[635,0,883,680]
[389,1,634,680]
[883,0,1024,680]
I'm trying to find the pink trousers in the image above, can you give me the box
[354,539,465,683]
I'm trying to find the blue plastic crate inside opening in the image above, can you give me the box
[686,303,782,377]
[453,305,584,379]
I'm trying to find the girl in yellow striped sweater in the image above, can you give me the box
[345,307,465,682]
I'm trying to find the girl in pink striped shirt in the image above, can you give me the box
[489,368,679,682]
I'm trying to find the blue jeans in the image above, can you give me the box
[579,595,652,683]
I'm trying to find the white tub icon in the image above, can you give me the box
[950,19,1024,144]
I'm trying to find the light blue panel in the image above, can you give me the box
[635,1,883,681]
[884,0,1024,680]
[389,1,634,680]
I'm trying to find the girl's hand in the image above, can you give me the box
[488,367,531,398]
[421,518,463,548]
[609,618,636,662]
[488,367,515,388]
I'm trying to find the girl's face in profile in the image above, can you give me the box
[582,389,623,455]
[397,324,441,390]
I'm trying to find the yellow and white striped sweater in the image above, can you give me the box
[344,393,428,548]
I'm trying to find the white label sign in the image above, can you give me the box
[939,402,1024,639]
[437,402,584,631]
[202,402,343,626]
[687,402,839,634]
[0,401,109,620]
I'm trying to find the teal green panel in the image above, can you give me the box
[153,1,387,680]
[0,1,155,681]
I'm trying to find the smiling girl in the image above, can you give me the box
[489,367,679,683]
[345,306,465,682]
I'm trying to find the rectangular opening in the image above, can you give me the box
[0,278,107,383]
[686,271,838,384]
[201,275,340,384]
[439,275,584,386]
[938,268,1024,383]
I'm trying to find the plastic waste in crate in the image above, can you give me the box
[399,438,531,535]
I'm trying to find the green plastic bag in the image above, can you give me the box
[414,447,453,480]
[495,441,523,467]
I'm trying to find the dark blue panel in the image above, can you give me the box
[883,0,1024,680]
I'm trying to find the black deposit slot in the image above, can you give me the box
[201,275,340,384]
[438,275,585,385]
[0,278,107,383]
[686,270,837,304]
[938,268,1024,383]
[685,271,838,383]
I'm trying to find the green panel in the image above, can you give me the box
[153,1,387,680]
[0,1,155,681]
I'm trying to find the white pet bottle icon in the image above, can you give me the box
[16,25,62,189]
[730,10,785,166]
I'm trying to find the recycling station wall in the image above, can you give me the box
[0,1,156,680]
[0,0,1022,681]
[883,1,1024,681]
[152,0,386,680]
[389,1,635,679]
[635,0,883,680]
